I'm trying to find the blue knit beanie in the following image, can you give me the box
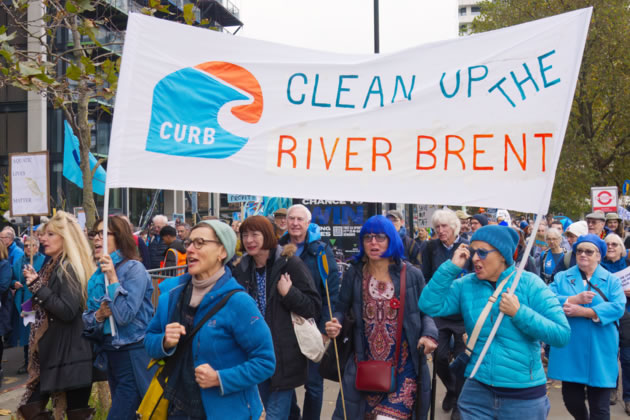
[470,225,519,265]
[573,233,607,258]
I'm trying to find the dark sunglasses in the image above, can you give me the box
[576,247,597,256]
[469,247,497,260]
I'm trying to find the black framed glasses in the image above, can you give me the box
[90,230,114,239]
[184,237,221,249]
[363,233,388,243]
[470,247,497,260]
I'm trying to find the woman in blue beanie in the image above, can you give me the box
[419,225,570,419]
[548,233,626,420]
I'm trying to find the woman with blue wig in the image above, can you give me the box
[325,215,438,419]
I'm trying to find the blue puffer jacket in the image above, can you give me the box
[419,260,570,388]
[145,269,276,420]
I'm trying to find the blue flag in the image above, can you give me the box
[317,245,329,288]
[262,197,292,216]
[63,121,107,196]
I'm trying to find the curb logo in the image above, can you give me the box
[145,62,263,159]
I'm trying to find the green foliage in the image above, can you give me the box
[0,176,10,216]
[471,0,630,219]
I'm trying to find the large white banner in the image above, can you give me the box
[108,9,591,214]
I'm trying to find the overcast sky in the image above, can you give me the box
[235,0,458,55]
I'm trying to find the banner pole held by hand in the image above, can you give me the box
[318,246,347,420]
[30,216,34,266]
[102,187,117,336]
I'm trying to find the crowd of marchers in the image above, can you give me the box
[0,204,628,420]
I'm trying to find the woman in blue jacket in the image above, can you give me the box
[145,220,276,420]
[325,215,438,420]
[419,225,570,420]
[82,216,155,420]
[11,236,46,374]
[548,234,626,420]
[0,241,13,383]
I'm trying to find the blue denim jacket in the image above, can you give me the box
[83,254,154,348]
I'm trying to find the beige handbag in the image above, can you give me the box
[291,313,328,362]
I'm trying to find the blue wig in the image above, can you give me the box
[355,215,405,262]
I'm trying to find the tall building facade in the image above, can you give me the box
[0,0,242,227]
[458,0,483,34]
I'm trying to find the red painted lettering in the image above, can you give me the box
[320,137,340,170]
[372,137,392,171]
[473,134,494,170]
[445,135,466,170]
[504,134,527,171]
[416,135,437,170]
[306,138,312,170]
[534,133,552,172]
[277,135,297,168]
[346,137,365,171]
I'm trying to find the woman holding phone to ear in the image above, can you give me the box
[419,225,570,420]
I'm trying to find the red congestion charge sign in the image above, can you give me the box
[591,186,618,213]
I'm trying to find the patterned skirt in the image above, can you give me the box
[362,272,417,420]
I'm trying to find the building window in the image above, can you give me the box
[459,7,467,16]
[471,6,481,15]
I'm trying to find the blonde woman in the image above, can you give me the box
[18,211,96,420]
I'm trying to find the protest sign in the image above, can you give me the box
[616,266,630,290]
[107,9,591,214]
[9,152,50,216]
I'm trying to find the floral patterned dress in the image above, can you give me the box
[362,271,417,420]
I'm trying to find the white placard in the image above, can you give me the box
[107,9,592,214]
[616,266,630,290]
[9,152,50,217]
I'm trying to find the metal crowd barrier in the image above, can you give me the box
[146,265,188,308]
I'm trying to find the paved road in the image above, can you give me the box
[2,346,630,419]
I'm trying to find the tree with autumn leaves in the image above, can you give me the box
[471,0,630,218]
[0,0,205,229]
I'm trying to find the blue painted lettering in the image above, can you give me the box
[336,75,358,109]
[538,50,560,88]
[287,73,307,104]
[311,74,331,108]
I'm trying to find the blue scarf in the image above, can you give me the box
[87,250,125,335]
[601,251,628,275]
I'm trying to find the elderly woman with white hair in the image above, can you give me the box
[550,221,589,283]
[420,208,471,419]
[540,228,566,284]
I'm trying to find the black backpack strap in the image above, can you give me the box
[160,289,240,380]
[580,269,619,329]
